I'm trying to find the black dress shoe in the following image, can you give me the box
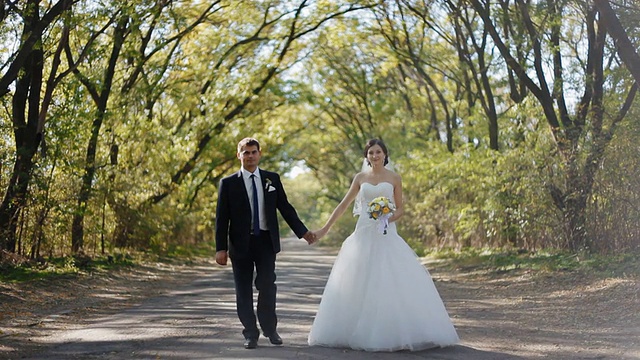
[244,337,258,349]
[265,331,283,345]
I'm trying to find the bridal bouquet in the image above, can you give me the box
[367,196,396,234]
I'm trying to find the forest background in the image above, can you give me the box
[1,0,639,269]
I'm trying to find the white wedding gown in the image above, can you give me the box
[308,182,459,351]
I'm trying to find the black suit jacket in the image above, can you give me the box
[215,169,308,259]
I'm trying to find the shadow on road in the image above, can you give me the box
[12,238,526,359]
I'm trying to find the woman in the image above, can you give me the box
[308,139,459,352]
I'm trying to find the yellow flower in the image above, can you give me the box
[366,196,395,222]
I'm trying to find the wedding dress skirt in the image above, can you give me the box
[308,182,459,351]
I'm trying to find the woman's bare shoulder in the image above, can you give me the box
[385,169,402,182]
[353,171,369,185]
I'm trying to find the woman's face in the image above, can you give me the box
[366,144,386,167]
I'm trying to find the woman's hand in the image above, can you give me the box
[315,227,329,240]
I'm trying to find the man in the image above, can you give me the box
[215,137,316,349]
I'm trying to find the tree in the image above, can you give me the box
[593,0,640,83]
[0,0,75,252]
[67,1,221,252]
[102,1,378,248]
[467,0,637,251]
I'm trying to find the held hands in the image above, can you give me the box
[218,231,320,263]
[305,227,329,244]
[303,231,318,245]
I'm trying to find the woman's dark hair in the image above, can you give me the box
[363,138,389,166]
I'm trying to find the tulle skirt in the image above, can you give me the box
[308,217,459,351]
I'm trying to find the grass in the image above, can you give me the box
[160,241,216,260]
[0,253,136,282]
[0,241,216,283]
[3,241,637,283]
[425,247,640,277]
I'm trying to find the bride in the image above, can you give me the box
[308,139,459,352]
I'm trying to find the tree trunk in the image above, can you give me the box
[70,113,105,252]
[593,0,640,84]
[70,16,128,253]
[563,163,590,252]
[0,1,44,251]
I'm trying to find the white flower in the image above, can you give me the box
[366,196,395,234]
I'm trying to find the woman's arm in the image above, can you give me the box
[388,173,404,223]
[315,174,362,239]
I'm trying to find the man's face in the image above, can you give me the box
[238,144,261,171]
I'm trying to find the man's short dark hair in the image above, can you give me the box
[237,137,261,153]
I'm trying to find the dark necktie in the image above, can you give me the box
[250,174,260,234]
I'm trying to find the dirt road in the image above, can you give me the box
[1,238,638,359]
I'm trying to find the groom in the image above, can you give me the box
[215,137,316,349]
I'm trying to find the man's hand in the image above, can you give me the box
[215,250,228,265]
[302,231,317,245]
